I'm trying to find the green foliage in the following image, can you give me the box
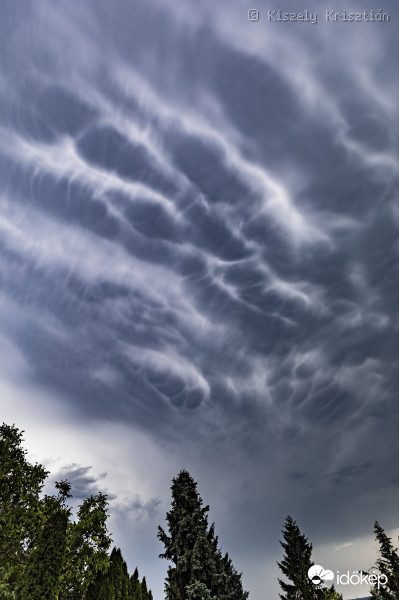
[321,585,342,600]
[17,494,69,600]
[141,576,149,600]
[0,422,153,600]
[130,567,143,600]
[0,423,116,600]
[370,521,399,599]
[278,515,326,600]
[158,469,248,600]
[87,548,153,600]
[185,581,213,600]
[0,423,48,597]
[58,492,111,600]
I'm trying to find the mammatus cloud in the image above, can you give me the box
[1,0,398,598]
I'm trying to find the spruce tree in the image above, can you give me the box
[370,521,399,599]
[278,516,325,600]
[158,469,248,600]
[218,550,249,600]
[321,586,342,600]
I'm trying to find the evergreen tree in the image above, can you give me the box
[321,586,342,600]
[108,547,132,600]
[370,521,399,599]
[87,548,152,600]
[130,568,142,600]
[111,548,125,599]
[85,567,109,600]
[121,557,130,600]
[217,550,249,600]
[141,576,149,600]
[158,469,248,600]
[278,516,325,600]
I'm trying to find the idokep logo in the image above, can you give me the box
[308,565,388,590]
[336,571,387,589]
[308,565,334,586]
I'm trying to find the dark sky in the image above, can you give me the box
[0,0,398,598]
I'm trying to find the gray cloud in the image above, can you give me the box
[115,495,162,522]
[45,464,116,501]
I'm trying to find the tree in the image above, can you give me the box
[0,422,154,600]
[121,555,130,600]
[130,568,143,600]
[370,521,399,599]
[58,492,112,600]
[321,586,342,600]
[141,576,149,600]
[85,567,108,600]
[17,490,70,600]
[278,516,334,600]
[0,423,48,598]
[158,469,248,600]
[86,548,153,600]
[0,423,112,599]
[217,550,250,600]
[0,424,48,591]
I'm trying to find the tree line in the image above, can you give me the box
[0,423,152,600]
[278,514,399,600]
[86,548,152,600]
[0,423,247,600]
[1,423,398,599]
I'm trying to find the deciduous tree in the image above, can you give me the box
[0,423,48,597]
[58,492,111,600]
[17,491,69,600]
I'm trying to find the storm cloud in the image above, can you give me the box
[1,0,398,598]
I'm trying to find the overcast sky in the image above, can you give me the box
[1,0,398,598]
